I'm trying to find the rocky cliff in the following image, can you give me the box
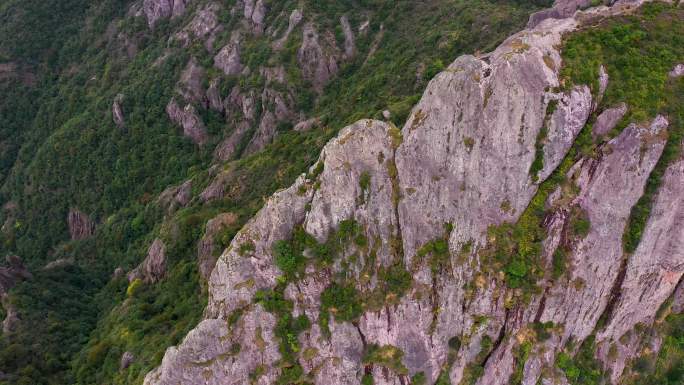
[143,1,684,385]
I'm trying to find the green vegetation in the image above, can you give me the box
[254,283,311,380]
[273,240,306,280]
[560,2,684,253]
[364,262,413,311]
[459,335,494,385]
[555,336,606,385]
[362,344,408,376]
[509,341,533,385]
[623,313,684,385]
[358,171,371,204]
[319,283,363,334]
[416,223,453,274]
[411,372,427,385]
[529,99,557,181]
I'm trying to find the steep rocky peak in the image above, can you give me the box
[143,2,682,385]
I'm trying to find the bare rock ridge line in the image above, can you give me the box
[144,1,682,385]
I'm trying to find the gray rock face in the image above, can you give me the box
[596,134,683,381]
[112,93,125,127]
[340,15,356,59]
[527,0,592,28]
[242,0,267,34]
[206,78,223,112]
[128,238,167,283]
[173,2,221,50]
[669,63,684,78]
[397,17,582,265]
[166,99,208,145]
[143,0,192,27]
[121,351,135,370]
[273,9,303,50]
[199,167,236,202]
[68,208,95,240]
[674,278,684,314]
[157,179,192,213]
[593,102,627,137]
[537,114,668,346]
[293,117,320,132]
[178,58,207,105]
[598,64,609,101]
[145,4,682,385]
[214,36,243,76]
[538,85,592,181]
[197,212,239,281]
[297,23,340,92]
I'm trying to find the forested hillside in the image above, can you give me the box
[0,1,682,385]
[0,0,547,384]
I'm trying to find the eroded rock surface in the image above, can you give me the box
[128,238,167,283]
[68,208,95,240]
[143,0,192,27]
[112,93,125,127]
[166,99,208,145]
[144,3,683,385]
[197,212,239,281]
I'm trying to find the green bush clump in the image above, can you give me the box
[556,336,606,385]
[416,223,453,273]
[361,372,374,385]
[509,341,533,385]
[319,283,363,334]
[273,240,306,280]
[459,335,494,385]
[255,284,311,367]
[411,372,427,385]
[625,313,684,385]
[363,344,408,376]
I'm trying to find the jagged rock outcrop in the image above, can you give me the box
[166,99,208,145]
[173,2,222,50]
[200,167,237,202]
[273,9,303,50]
[177,58,207,106]
[43,258,74,270]
[121,351,135,370]
[214,35,244,76]
[293,117,320,132]
[158,180,192,213]
[340,15,356,59]
[144,3,682,385]
[128,238,167,283]
[592,102,627,137]
[143,0,192,27]
[197,212,239,281]
[242,0,267,34]
[68,208,95,240]
[527,0,591,28]
[112,93,125,127]
[298,23,340,92]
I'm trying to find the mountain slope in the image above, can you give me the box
[143,2,684,385]
[0,0,549,384]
